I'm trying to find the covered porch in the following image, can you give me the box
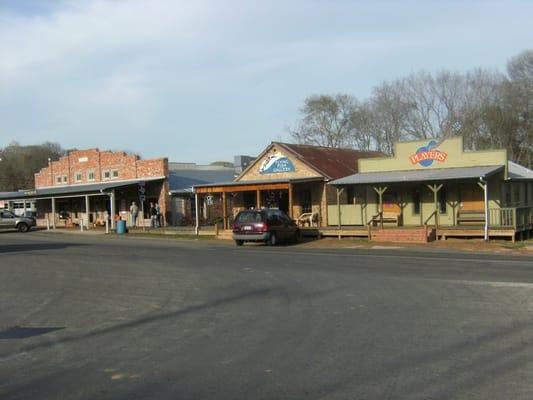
[1,178,166,231]
[328,165,533,241]
[193,177,326,231]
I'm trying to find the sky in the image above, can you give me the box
[1,0,532,164]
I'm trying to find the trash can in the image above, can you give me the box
[116,220,127,234]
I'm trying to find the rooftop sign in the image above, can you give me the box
[409,140,448,167]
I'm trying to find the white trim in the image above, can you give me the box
[36,176,165,190]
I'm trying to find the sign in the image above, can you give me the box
[409,140,448,167]
[259,153,295,174]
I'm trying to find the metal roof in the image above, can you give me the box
[508,161,533,180]
[0,177,164,200]
[193,176,324,189]
[329,165,504,186]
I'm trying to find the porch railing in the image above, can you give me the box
[488,207,533,230]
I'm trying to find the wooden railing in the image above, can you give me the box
[487,207,533,230]
[423,210,437,227]
[367,212,382,240]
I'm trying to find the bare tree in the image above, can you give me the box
[290,94,358,148]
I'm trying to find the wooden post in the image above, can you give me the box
[426,184,443,229]
[372,186,387,229]
[110,190,116,230]
[477,180,489,241]
[194,192,200,236]
[288,183,293,219]
[222,191,228,230]
[256,189,261,209]
[85,195,90,230]
[51,197,56,230]
[336,187,345,239]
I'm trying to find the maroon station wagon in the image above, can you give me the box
[232,209,300,246]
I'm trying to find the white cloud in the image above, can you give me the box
[1,0,532,162]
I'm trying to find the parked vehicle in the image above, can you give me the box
[232,209,300,246]
[0,209,36,232]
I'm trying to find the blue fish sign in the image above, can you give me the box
[259,154,295,174]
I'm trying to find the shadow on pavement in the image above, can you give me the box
[0,243,86,254]
[0,326,65,339]
[0,286,328,358]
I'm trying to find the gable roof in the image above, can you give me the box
[274,142,383,180]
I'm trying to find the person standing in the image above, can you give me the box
[155,202,162,228]
[129,201,139,228]
[149,202,158,228]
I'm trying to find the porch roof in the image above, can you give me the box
[329,165,504,186]
[0,176,165,200]
[193,176,324,193]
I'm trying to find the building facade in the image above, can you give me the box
[193,142,382,229]
[329,137,533,241]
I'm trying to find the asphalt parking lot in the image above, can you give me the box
[1,231,533,399]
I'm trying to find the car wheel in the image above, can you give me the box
[267,232,277,246]
[293,230,300,244]
[17,223,29,233]
[235,240,244,246]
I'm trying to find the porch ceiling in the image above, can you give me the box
[329,165,504,186]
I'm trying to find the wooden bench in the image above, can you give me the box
[382,212,400,225]
[457,210,485,224]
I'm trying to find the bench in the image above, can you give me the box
[457,210,485,224]
[297,212,319,227]
[382,212,400,225]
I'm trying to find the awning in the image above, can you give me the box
[0,176,165,200]
[193,176,324,193]
[329,165,504,186]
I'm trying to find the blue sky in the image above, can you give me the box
[1,0,532,163]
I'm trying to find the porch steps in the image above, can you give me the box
[370,227,436,244]
[217,230,234,240]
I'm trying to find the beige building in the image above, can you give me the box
[193,142,381,229]
[329,137,533,241]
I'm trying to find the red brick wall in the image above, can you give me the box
[34,149,168,188]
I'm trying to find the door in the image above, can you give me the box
[460,184,484,211]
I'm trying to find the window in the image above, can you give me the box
[103,171,111,180]
[56,176,62,184]
[413,190,421,215]
[63,176,68,183]
[75,172,82,182]
[300,190,312,213]
[438,188,447,214]
[112,170,119,178]
[87,170,95,181]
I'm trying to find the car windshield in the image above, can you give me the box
[236,211,263,223]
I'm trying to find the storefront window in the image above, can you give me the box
[439,188,447,214]
[413,190,421,215]
[300,190,312,213]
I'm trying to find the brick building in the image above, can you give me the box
[1,149,169,229]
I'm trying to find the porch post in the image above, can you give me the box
[372,186,387,229]
[222,191,228,230]
[288,183,293,219]
[426,184,443,228]
[85,195,90,229]
[336,187,345,239]
[23,200,27,216]
[478,179,489,241]
[256,189,261,209]
[194,192,200,236]
[51,197,56,230]
[110,190,116,230]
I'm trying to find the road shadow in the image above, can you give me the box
[0,326,65,339]
[0,285,328,358]
[0,243,86,254]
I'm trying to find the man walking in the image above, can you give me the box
[129,201,139,228]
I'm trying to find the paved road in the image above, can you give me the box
[1,232,532,400]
